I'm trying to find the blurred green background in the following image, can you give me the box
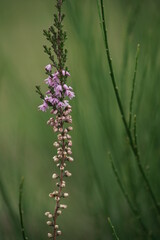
[0,0,160,239]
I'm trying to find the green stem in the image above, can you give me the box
[0,176,19,232]
[99,0,160,216]
[107,217,120,240]
[19,177,28,240]
[109,154,154,239]
[133,115,138,147]
[129,44,140,129]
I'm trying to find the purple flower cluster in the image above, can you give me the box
[38,65,75,112]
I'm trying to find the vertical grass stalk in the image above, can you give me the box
[19,177,28,240]
[129,44,140,129]
[98,0,160,216]
[109,154,154,239]
[107,217,120,240]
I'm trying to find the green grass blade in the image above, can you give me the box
[19,177,28,240]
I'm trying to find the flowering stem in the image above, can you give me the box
[53,123,65,240]
[37,0,74,239]
[99,0,160,216]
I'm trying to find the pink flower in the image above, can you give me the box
[46,90,51,94]
[38,101,49,112]
[52,71,59,78]
[62,70,70,76]
[63,100,69,108]
[57,101,64,108]
[45,64,52,72]
[45,95,59,105]
[55,85,62,97]
[63,84,73,91]
[52,73,60,83]
[51,98,59,105]
[65,90,75,99]
[63,84,68,90]
[55,85,62,92]
[44,77,54,86]
[45,95,53,103]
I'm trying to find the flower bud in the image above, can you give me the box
[68,126,73,131]
[60,165,64,171]
[64,128,68,133]
[68,140,72,146]
[52,173,58,179]
[65,170,72,177]
[53,142,59,147]
[49,193,54,198]
[59,128,63,132]
[67,134,71,139]
[45,211,50,216]
[48,233,53,238]
[45,64,52,72]
[57,150,62,155]
[63,151,67,155]
[53,127,58,132]
[55,196,60,201]
[60,204,67,209]
[57,134,62,140]
[58,154,62,159]
[63,192,69,198]
[57,147,62,151]
[57,210,62,215]
[47,221,53,226]
[57,230,62,236]
[49,191,58,198]
[67,156,74,162]
[67,150,72,155]
[61,181,66,188]
[53,156,59,162]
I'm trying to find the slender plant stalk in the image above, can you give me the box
[0,176,20,232]
[109,153,154,239]
[37,0,75,239]
[99,0,160,216]
[19,177,28,240]
[107,217,120,240]
[129,44,140,129]
[133,115,138,148]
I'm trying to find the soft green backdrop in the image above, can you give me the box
[0,0,160,239]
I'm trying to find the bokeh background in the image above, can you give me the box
[0,0,160,239]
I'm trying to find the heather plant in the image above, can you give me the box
[36,0,75,238]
